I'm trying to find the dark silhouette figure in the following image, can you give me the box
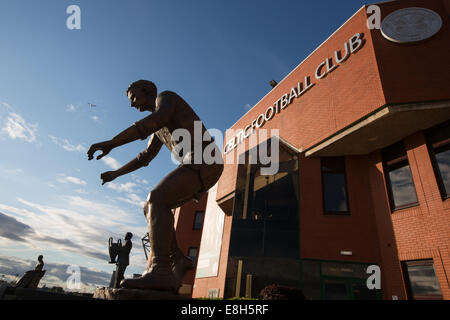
[16,255,46,288]
[114,233,133,288]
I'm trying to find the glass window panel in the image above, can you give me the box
[321,262,368,279]
[193,211,204,230]
[404,261,442,299]
[426,121,450,199]
[188,247,198,262]
[323,173,349,212]
[435,148,450,196]
[383,142,418,210]
[388,164,418,207]
[323,280,349,300]
[351,283,378,300]
[301,260,321,300]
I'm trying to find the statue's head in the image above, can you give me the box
[38,255,43,262]
[125,232,133,240]
[126,80,157,112]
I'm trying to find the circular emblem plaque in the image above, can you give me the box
[381,7,442,43]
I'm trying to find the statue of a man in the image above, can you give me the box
[16,255,45,288]
[35,255,44,272]
[114,232,133,288]
[88,80,223,291]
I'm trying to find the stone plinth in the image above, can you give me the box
[93,287,190,300]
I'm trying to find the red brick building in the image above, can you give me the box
[176,0,450,300]
[173,193,208,295]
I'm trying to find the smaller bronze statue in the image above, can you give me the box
[108,237,122,264]
[15,255,46,288]
[111,233,133,288]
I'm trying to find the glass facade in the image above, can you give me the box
[224,139,300,298]
[301,260,381,300]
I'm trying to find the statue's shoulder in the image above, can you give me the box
[158,90,178,99]
[156,91,180,109]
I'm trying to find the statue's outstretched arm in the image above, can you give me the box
[87,125,143,161]
[99,135,163,185]
[87,95,173,161]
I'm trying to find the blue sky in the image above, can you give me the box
[0,0,370,291]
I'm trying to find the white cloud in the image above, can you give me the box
[8,196,145,250]
[56,174,87,186]
[107,182,136,193]
[102,156,121,170]
[91,116,99,122]
[75,188,88,195]
[0,255,111,293]
[66,104,76,112]
[131,174,150,185]
[1,112,38,143]
[48,135,86,152]
[0,203,36,219]
[117,193,146,207]
[4,168,24,175]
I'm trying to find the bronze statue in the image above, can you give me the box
[35,255,44,272]
[15,255,46,288]
[108,237,122,264]
[88,80,223,292]
[113,232,133,288]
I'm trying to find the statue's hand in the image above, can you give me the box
[87,141,113,160]
[101,171,117,185]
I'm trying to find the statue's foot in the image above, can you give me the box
[172,255,194,285]
[120,267,178,292]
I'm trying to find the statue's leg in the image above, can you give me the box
[168,163,223,285]
[143,212,194,284]
[120,165,206,291]
[121,163,223,291]
[114,264,126,288]
[143,231,195,285]
[170,233,194,285]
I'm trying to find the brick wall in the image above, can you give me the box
[174,193,208,289]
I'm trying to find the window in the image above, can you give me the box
[321,157,350,214]
[188,247,198,264]
[402,260,443,300]
[426,120,450,199]
[193,211,204,230]
[225,139,300,298]
[302,260,380,300]
[382,142,418,211]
